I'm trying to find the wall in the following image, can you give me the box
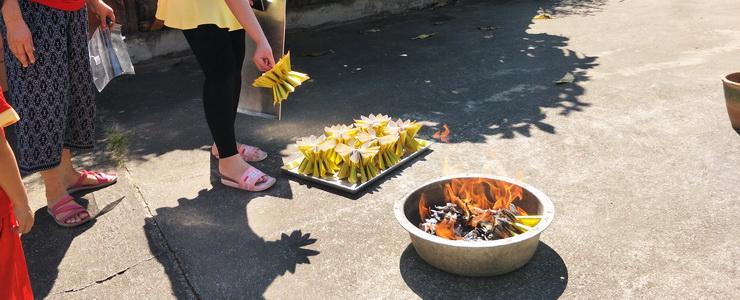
[127,0,452,63]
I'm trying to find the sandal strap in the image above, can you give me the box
[49,196,88,223]
[50,195,75,211]
[72,171,90,188]
[240,167,266,190]
[89,171,110,183]
[238,144,264,160]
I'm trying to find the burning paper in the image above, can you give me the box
[418,178,541,241]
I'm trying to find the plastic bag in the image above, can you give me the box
[88,24,135,92]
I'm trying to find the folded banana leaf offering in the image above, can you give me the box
[283,114,433,192]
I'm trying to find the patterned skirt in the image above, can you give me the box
[0,0,96,173]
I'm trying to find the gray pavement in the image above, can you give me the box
[21,0,739,299]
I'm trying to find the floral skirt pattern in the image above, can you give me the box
[0,0,96,173]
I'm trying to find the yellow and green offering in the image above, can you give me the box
[252,52,310,105]
[335,141,380,184]
[293,114,425,184]
[296,135,339,178]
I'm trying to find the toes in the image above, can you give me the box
[64,212,89,224]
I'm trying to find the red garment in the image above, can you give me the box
[0,89,33,300]
[0,189,34,300]
[31,0,85,11]
[0,88,17,214]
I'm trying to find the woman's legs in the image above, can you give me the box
[208,30,267,161]
[2,2,102,224]
[183,25,271,185]
[183,25,241,158]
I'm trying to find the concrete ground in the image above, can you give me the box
[20,0,739,299]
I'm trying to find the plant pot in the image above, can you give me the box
[722,72,740,131]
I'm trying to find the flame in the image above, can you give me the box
[426,178,525,240]
[435,218,461,240]
[516,206,528,216]
[432,124,450,143]
[443,178,522,215]
[418,193,429,223]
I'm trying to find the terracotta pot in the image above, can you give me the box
[722,72,740,131]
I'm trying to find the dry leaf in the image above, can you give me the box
[303,49,335,57]
[555,72,575,84]
[478,26,498,31]
[412,33,437,40]
[483,35,494,39]
[533,13,553,20]
[433,21,445,25]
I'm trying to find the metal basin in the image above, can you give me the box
[394,174,555,276]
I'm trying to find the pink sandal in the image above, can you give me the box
[47,195,91,227]
[220,166,276,192]
[67,170,118,194]
[212,144,268,162]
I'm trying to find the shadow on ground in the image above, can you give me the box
[286,0,601,142]
[90,0,604,297]
[22,201,95,298]
[400,242,567,299]
[98,0,603,165]
[144,172,318,298]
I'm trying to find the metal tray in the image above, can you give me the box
[282,139,434,193]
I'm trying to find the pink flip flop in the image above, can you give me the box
[220,166,276,192]
[67,170,118,194]
[47,195,91,227]
[212,144,268,162]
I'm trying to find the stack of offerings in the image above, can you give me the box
[290,114,430,186]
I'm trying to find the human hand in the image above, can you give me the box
[88,0,116,30]
[5,19,35,68]
[12,203,34,235]
[253,41,275,72]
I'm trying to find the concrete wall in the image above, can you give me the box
[128,0,451,63]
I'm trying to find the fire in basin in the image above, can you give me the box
[394,175,555,276]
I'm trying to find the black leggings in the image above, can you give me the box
[183,25,246,158]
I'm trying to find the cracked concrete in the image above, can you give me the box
[56,256,156,294]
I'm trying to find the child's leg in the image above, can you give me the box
[0,213,34,300]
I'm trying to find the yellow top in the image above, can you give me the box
[156,0,243,31]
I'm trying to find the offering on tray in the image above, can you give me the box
[386,119,423,154]
[296,135,339,178]
[335,140,380,184]
[354,114,392,133]
[290,114,427,184]
[324,124,358,146]
[252,52,310,105]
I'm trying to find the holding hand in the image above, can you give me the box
[254,41,275,72]
[88,0,116,30]
[12,203,34,235]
